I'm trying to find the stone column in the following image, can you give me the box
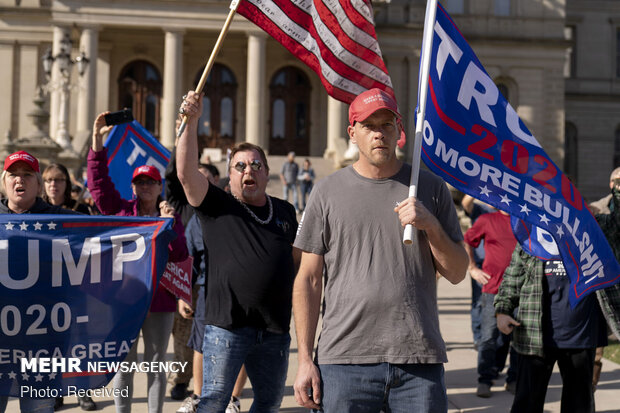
[324,96,348,164]
[161,28,184,149]
[76,25,99,135]
[49,26,71,143]
[245,32,266,147]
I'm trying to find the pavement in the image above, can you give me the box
[7,155,620,412]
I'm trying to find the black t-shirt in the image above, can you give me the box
[195,184,298,333]
[541,260,607,348]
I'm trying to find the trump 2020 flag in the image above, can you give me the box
[0,214,175,397]
[418,2,620,306]
[511,216,560,261]
[104,120,170,200]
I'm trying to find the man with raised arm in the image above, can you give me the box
[292,88,468,413]
[176,91,300,413]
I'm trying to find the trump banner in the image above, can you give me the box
[103,120,170,200]
[418,2,620,306]
[0,215,175,397]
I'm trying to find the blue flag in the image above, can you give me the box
[0,214,175,397]
[419,3,620,306]
[104,121,170,200]
[510,215,560,261]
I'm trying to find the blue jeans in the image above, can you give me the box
[478,293,518,385]
[316,363,447,413]
[0,397,54,413]
[299,181,313,210]
[282,183,298,210]
[198,325,290,413]
[471,277,482,346]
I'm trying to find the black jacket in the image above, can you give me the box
[0,197,79,215]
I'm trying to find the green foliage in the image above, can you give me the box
[604,339,620,364]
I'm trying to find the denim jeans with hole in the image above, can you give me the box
[316,363,447,413]
[197,325,290,413]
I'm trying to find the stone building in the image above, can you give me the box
[0,0,615,200]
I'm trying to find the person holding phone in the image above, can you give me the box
[87,111,189,413]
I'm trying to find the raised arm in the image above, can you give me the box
[292,251,324,410]
[176,91,210,207]
[87,112,129,215]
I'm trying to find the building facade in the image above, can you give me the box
[0,0,613,200]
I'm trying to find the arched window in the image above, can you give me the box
[565,122,578,183]
[118,60,162,138]
[269,66,312,155]
[194,63,237,152]
[496,83,509,102]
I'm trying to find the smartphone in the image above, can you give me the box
[104,108,133,126]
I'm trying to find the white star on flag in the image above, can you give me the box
[479,186,492,197]
[47,222,57,230]
[21,372,29,381]
[539,214,551,225]
[33,222,43,230]
[519,204,531,215]
[48,372,56,380]
[34,374,44,382]
[19,221,28,231]
[4,222,14,230]
[500,194,512,205]
[8,371,16,379]
[556,224,565,238]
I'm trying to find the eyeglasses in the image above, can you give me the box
[44,178,66,184]
[133,179,159,186]
[233,160,262,173]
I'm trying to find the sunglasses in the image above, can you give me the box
[233,160,262,173]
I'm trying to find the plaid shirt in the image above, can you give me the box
[495,203,620,357]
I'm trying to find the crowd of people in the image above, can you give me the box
[0,85,619,413]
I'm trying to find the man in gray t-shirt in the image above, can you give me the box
[292,88,468,413]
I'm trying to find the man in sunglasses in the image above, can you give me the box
[291,88,468,412]
[176,91,300,413]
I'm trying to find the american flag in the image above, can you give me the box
[237,0,395,104]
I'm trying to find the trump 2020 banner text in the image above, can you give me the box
[419,2,620,306]
[104,120,170,200]
[0,214,175,397]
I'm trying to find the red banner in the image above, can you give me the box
[160,256,193,305]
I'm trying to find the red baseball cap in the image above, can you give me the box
[132,165,162,183]
[348,88,402,125]
[3,150,40,172]
[349,88,407,149]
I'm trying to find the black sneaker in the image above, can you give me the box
[171,383,189,400]
[78,396,97,411]
[54,396,64,411]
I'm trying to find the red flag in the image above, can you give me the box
[237,0,395,104]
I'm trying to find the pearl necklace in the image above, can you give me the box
[232,193,273,225]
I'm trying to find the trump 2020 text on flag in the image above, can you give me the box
[0,215,175,397]
[418,2,620,306]
[103,120,170,200]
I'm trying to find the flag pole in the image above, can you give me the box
[177,0,241,138]
[403,0,438,245]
